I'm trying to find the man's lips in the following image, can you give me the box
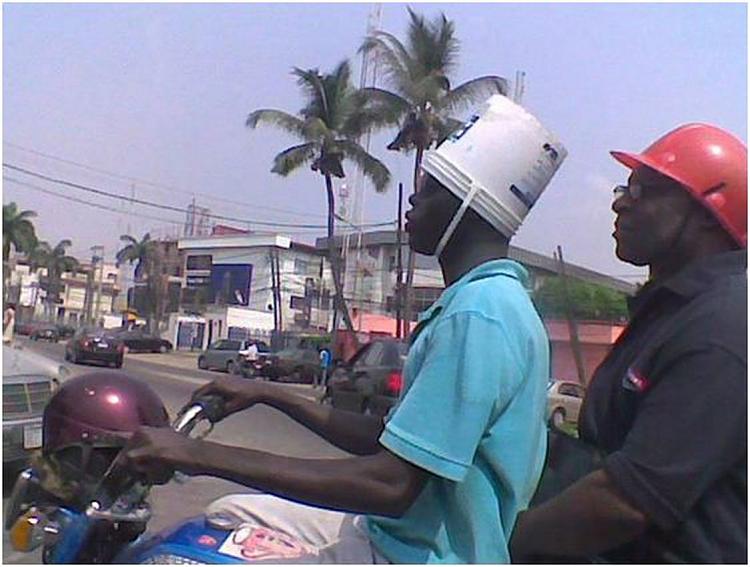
[614,219,635,232]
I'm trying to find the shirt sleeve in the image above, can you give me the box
[380,311,524,482]
[604,345,747,530]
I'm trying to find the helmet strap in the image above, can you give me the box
[434,184,481,258]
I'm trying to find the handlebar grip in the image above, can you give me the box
[195,395,226,423]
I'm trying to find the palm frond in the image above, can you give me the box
[435,117,465,146]
[408,74,451,107]
[246,109,307,138]
[406,8,459,77]
[360,33,414,96]
[292,67,330,123]
[52,239,73,254]
[338,140,391,193]
[358,88,412,117]
[438,76,509,114]
[271,143,317,176]
[343,88,409,138]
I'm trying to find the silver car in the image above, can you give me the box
[197,339,258,374]
[3,345,68,468]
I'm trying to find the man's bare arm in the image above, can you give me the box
[510,469,648,560]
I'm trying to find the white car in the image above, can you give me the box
[3,345,69,467]
[547,380,585,427]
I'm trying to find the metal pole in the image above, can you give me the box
[93,246,104,325]
[395,182,404,338]
[556,245,587,385]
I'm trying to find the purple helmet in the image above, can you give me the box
[44,372,169,454]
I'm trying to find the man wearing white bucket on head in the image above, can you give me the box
[123,95,566,564]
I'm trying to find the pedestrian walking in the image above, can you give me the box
[318,346,332,389]
[3,302,17,345]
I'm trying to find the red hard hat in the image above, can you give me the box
[611,123,747,248]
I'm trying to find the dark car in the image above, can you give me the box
[64,328,124,367]
[55,323,77,339]
[112,329,173,353]
[326,339,408,417]
[29,324,60,342]
[13,321,37,336]
[263,347,322,383]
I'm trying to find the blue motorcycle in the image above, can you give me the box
[5,388,309,564]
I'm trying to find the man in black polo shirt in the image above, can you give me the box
[511,123,747,563]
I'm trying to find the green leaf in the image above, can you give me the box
[271,143,316,176]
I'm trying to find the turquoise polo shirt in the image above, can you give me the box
[366,259,549,564]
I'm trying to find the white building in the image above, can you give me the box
[8,260,121,325]
[316,230,638,320]
[166,233,335,350]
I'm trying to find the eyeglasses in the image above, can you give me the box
[612,182,643,201]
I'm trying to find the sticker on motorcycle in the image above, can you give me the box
[218,523,319,562]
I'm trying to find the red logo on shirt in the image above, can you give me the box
[624,367,651,393]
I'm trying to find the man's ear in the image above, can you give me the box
[692,204,723,230]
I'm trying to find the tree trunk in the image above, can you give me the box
[324,175,357,337]
[401,145,425,337]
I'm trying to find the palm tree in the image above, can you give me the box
[247,60,391,336]
[116,233,156,281]
[117,233,158,329]
[34,240,79,320]
[359,8,509,331]
[3,202,38,300]
[3,202,38,262]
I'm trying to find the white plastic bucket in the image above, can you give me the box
[422,94,567,240]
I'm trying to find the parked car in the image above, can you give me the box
[112,329,173,353]
[547,380,585,427]
[262,347,322,383]
[55,323,77,340]
[198,339,261,374]
[3,345,67,469]
[13,321,37,336]
[29,324,60,342]
[326,339,408,417]
[64,328,124,368]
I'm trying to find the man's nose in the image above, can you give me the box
[408,193,418,206]
[612,193,632,214]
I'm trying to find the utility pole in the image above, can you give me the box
[274,249,283,334]
[91,245,105,326]
[395,182,404,338]
[269,250,279,336]
[84,261,95,325]
[556,245,587,385]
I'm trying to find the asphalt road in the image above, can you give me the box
[3,338,349,564]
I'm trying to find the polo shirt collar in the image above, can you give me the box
[627,250,747,314]
[418,259,530,323]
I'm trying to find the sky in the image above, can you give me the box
[3,2,747,283]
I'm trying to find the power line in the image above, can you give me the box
[3,163,396,230]
[2,176,332,237]
[4,140,332,221]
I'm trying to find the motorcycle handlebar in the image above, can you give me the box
[172,394,227,435]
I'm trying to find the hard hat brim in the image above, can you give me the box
[610,150,691,188]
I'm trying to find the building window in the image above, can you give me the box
[294,258,309,275]
[321,289,331,310]
[186,254,212,271]
[290,295,307,310]
[410,287,442,319]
